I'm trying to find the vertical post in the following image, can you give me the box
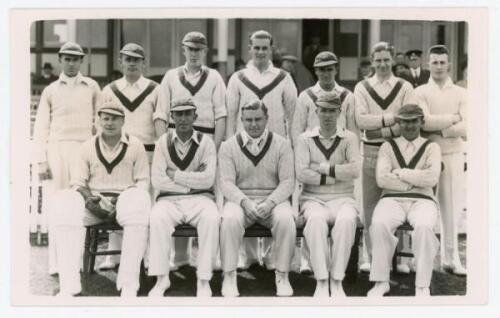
[369,19,381,50]
[217,18,229,82]
[67,19,77,42]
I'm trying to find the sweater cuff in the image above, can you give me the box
[329,164,336,178]
[325,176,336,185]
[381,127,392,138]
[383,113,395,127]
[320,174,327,185]
[319,162,330,175]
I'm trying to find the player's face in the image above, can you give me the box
[399,117,423,141]
[428,53,450,82]
[249,38,272,66]
[99,113,124,137]
[171,110,197,134]
[281,60,295,73]
[316,107,340,131]
[119,55,144,77]
[371,50,393,78]
[241,108,268,139]
[183,46,207,68]
[360,65,372,77]
[59,54,83,77]
[315,65,337,85]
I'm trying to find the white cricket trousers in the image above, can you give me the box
[302,198,359,280]
[369,198,439,288]
[106,150,155,266]
[220,201,296,273]
[52,188,150,295]
[361,144,382,262]
[45,141,84,274]
[148,196,220,280]
[438,152,465,266]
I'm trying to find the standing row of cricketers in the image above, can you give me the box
[33,29,467,298]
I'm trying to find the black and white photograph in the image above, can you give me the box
[7,5,490,309]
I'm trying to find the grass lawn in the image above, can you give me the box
[30,236,466,297]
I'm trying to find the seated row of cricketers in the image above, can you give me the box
[52,91,440,298]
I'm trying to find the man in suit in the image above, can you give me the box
[404,50,430,88]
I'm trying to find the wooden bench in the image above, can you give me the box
[83,222,364,284]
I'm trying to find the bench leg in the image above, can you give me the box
[89,228,98,275]
[83,228,91,274]
[82,228,92,292]
[345,228,362,283]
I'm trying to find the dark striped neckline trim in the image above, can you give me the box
[109,80,157,112]
[387,139,432,169]
[312,135,341,160]
[236,132,274,166]
[361,79,404,110]
[167,131,203,171]
[95,136,129,174]
[178,66,209,96]
[238,70,287,100]
[306,87,350,104]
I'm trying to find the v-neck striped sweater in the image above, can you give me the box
[70,134,150,194]
[295,130,361,202]
[218,132,295,205]
[151,131,217,200]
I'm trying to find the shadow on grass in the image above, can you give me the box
[81,264,465,297]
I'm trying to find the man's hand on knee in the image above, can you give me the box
[85,196,112,219]
[241,198,259,222]
[256,199,275,221]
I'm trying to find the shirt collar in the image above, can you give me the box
[98,132,129,147]
[306,126,345,139]
[116,75,148,90]
[172,130,200,145]
[312,81,339,94]
[368,74,398,87]
[397,135,425,149]
[240,129,269,147]
[59,72,89,85]
[428,76,454,90]
[246,60,279,75]
[183,63,204,77]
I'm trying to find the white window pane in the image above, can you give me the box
[31,53,36,74]
[30,22,36,47]
[43,20,68,47]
